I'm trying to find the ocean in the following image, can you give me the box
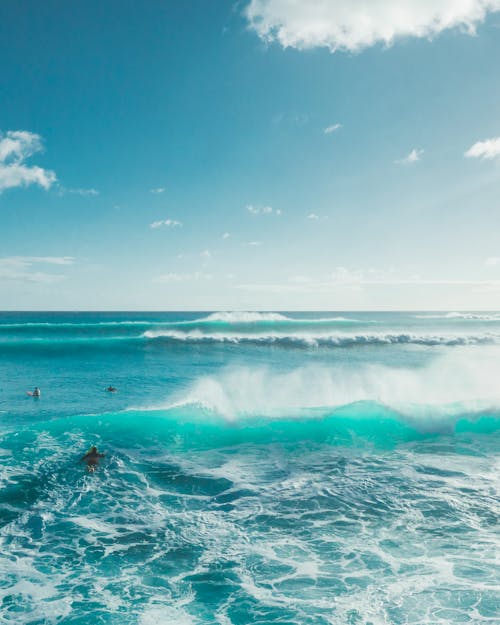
[0,311,499,624]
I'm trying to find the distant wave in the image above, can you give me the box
[0,312,364,331]
[142,329,499,347]
[0,320,163,329]
[414,312,500,321]
[2,328,499,349]
[200,311,290,323]
[196,312,361,324]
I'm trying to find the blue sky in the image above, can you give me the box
[1,0,500,310]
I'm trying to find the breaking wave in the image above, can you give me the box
[142,329,500,347]
[147,346,500,426]
[415,312,500,321]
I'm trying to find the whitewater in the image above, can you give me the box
[0,311,498,624]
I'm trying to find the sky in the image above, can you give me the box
[1,0,500,310]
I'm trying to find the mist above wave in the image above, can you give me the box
[161,346,500,424]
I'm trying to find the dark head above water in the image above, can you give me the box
[81,446,105,470]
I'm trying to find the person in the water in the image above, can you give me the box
[106,385,117,392]
[32,387,41,397]
[81,446,105,472]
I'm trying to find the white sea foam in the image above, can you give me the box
[164,346,500,422]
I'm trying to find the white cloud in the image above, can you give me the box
[2,256,75,266]
[307,213,320,220]
[324,123,342,134]
[273,111,310,125]
[222,232,231,239]
[247,241,263,247]
[288,275,311,283]
[395,148,424,164]
[68,188,99,196]
[485,256,500,267]
[150,219,182,229]
[465,136,500,160]
[0,256,74,283]
[200,250,212,259]
[58,187,99,197]
[153,272,212,283]
[151,187,166,194]
[245,0,500,53]
[247,204,281,216]
[0,130,56,193]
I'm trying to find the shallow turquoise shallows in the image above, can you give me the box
[0,311,499,624]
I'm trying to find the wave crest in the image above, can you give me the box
[142,329,498,347]
[415,312,500,321]
[156,347,500,427]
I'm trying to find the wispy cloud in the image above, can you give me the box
[151,187,166,194]
[245,0,500,53]
[273,111,310,126]
[0,130,56,193]
[465,137,500,160]
[246,241,263,247]
[247,204,282,216]
[1,256,75,266]
[395,148,423,165]
[153,272,212,283]
[222,232,231,239]
[0,256,74,283]
[236,266,500,293]
[307,213,319,220]
[150,219,182,229]
[324,123,342,135]
[485,256,500,267]
[59,187,99,197]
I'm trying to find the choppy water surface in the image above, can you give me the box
[0,312,499,624]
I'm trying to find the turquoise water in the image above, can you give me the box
[0,311,499,624]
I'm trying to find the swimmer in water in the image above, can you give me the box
[32,387,41,397]
[106,385,117,392]
[81,446,105,472]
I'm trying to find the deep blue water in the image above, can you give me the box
[0,311,499,624]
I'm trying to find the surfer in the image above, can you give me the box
[27,387,41,397]
[81,446,105,472]
[106,385,117,392]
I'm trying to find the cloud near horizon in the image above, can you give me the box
[0,256,74,283]
[245,0,500,52]
[0,130,57,193]
[236,266,500,293]
[153,272,213,283]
